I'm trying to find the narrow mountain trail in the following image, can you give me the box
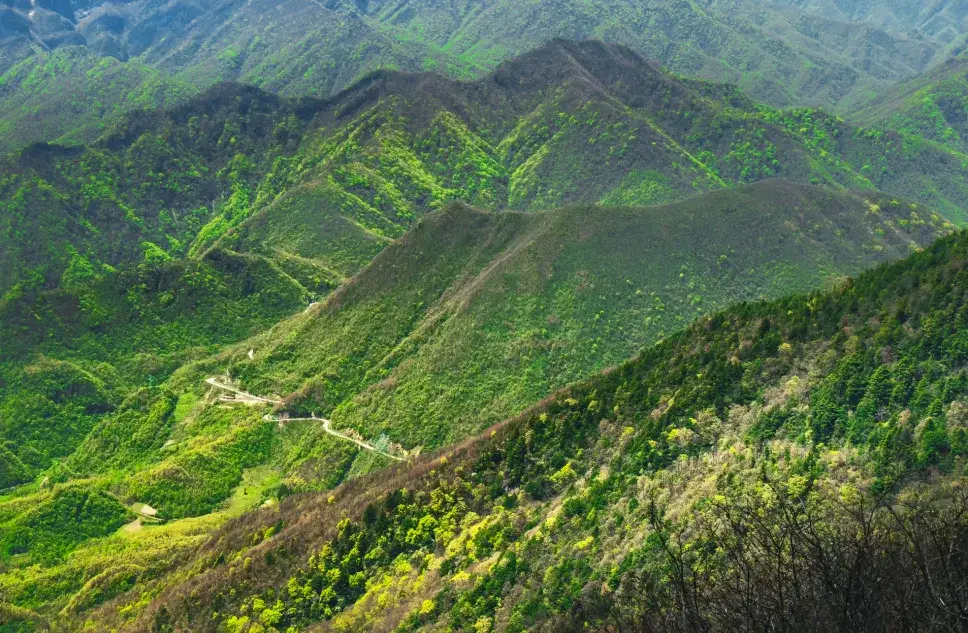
[206,377,406,461]
[205,377,282,405]
[263,413,406,462]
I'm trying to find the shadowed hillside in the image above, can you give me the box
[60,206,968,633]
[201,180,952,452]
[7,40,968,304]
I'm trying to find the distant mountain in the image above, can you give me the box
[774,0,968,50]
[0,46,195,154]
[0,83,319,300]
[0,0,966,150]
[850,54,968,153]
[5,40,968,304]
[354,0,953,109]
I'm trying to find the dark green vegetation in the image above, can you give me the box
[0,177,953,627]
[5,36,968,631]
[6,39,968,305]
[212,181,950,451]
[853,54,968,153]
[45,201,968,633]
[2,0,968,149]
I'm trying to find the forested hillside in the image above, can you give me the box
[0,83,318,300]
[0,180,951,626]
[1,0,966,149]
[852,54,968,153]
[43,204,968,633]
[0,47,195,154]
[6,40,968,305]
[5,30,968,633]
[206,181,950,452]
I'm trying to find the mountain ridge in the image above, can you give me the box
[66,215,968,633]
[1,0,968,151]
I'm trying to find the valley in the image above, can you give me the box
[2,8,968,632]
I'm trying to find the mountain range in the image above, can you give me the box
[3,12,968,633]
[1,0,968,152]
[7,182,968,632]
[5,39,968,306]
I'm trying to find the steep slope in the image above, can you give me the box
[0,181,952,623]
[209,39,968,262]
[0,47,196,154]
[0,82,324,299]
[851,54,968,153]
[55,209,968,633]
[195,181,952,452]
[6,39,968,303]
[213,39,968,278]
[0,246,312,487]
[0,0,966,149]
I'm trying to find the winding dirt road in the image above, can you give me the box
[206,377,405,461]
[205,377,281,405]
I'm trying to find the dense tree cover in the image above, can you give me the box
[0,83,314,300]
[0,47,195,155]
[58,225,968,633]
[852,55,968,154]
[6,40,968,306]
[0,0,964,151]
[6,37,968,631]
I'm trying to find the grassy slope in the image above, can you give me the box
[195,181,952,452]
[75,216,968,633]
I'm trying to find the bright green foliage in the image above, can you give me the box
[204,182,951,452]
[6,38,968,629]
[0,0,963,154]
[0,249,309,481]
[0,47,196,154]
[0,179,950,624]
[3,40,968,303]
[79,226,968,633]
[852,56,968,154]
[0,484,128,563]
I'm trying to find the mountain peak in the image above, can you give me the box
[489,38,661,91]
